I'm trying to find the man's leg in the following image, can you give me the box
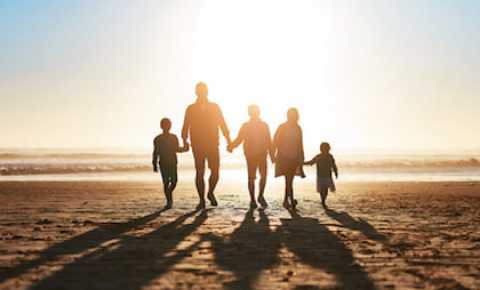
[206,147,220,206]
[193,150,206,208]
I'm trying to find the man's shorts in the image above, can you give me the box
[192,146,220,172]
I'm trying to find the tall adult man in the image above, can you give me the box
[182,82,231,209]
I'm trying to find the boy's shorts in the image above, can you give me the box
[160,164,177,183]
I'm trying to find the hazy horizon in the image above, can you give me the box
[2,0,479,151]
[1,146,480,158]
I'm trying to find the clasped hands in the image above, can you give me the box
[181,139,190,152]
[226,142,276,163]
[226,141,234,153]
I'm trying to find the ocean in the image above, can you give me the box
[1,149,479,182]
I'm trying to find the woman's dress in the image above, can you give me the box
[273,122,305,178]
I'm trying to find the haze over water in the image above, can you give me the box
[1,148,479,182]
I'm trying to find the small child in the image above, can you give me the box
[152,118,189,209]
[304,142,338,208]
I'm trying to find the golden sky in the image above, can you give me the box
[1,0,479,152]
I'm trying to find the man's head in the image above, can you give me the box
[195,82,208,103]
[287,107,299,123]
[160,118,172,133]
[248,104,260,119]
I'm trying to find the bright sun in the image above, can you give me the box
[187,1,364,152]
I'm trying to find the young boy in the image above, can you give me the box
[152,118,189,209]
[228,105,274,209]
[304,142,338,208]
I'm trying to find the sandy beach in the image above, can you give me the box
[0,180,479,290]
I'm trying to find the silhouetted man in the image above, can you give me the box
[182,82,231,209]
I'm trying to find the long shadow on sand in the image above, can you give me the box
[206,208,379,290]
[27,209,207,290]
[0,209,167,284]
[16,207,383,290]
[280,209,378,290]
[205,209,280,290]
[324,208,387,242]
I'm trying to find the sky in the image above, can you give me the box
[1,0,479,153]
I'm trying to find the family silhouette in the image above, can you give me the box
[152,82,339,210]
[1,82,384,290]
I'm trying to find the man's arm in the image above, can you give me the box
[181,106,191,145]
[217,105,231,144]
[152,139,159,172]
[176,135,189,153]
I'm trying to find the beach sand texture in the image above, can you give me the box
[0,181,479,290]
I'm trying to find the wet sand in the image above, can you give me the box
[0,180,479,290]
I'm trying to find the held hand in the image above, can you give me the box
[270,154,276,164]
[153,166,158,173]
[227,143,233,153]
[184,142,190,151]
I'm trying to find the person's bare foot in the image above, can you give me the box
[291,199,298,209]
[196,199,206,210]
[164,203,172,210]
[320,194,327,208]
[207,193,218,206]
[258,196,268,208]
[322,198,328,209]
[283,200,290,209]
[250,200,258,209]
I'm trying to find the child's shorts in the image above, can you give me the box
[160,164,178,183]
[317,177,336,192]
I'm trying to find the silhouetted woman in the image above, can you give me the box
[273,107,305,209]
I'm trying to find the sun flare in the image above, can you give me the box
[186,1,367,153]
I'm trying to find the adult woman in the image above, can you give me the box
[273,108,305,209]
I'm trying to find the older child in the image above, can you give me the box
[228,105,274,209]
[304,142,338,208]
[153,118,189,209]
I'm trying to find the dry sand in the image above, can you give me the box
[0,180,479,290]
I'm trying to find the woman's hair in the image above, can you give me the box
[320,142,331,154]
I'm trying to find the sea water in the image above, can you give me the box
[1,149,479,182]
